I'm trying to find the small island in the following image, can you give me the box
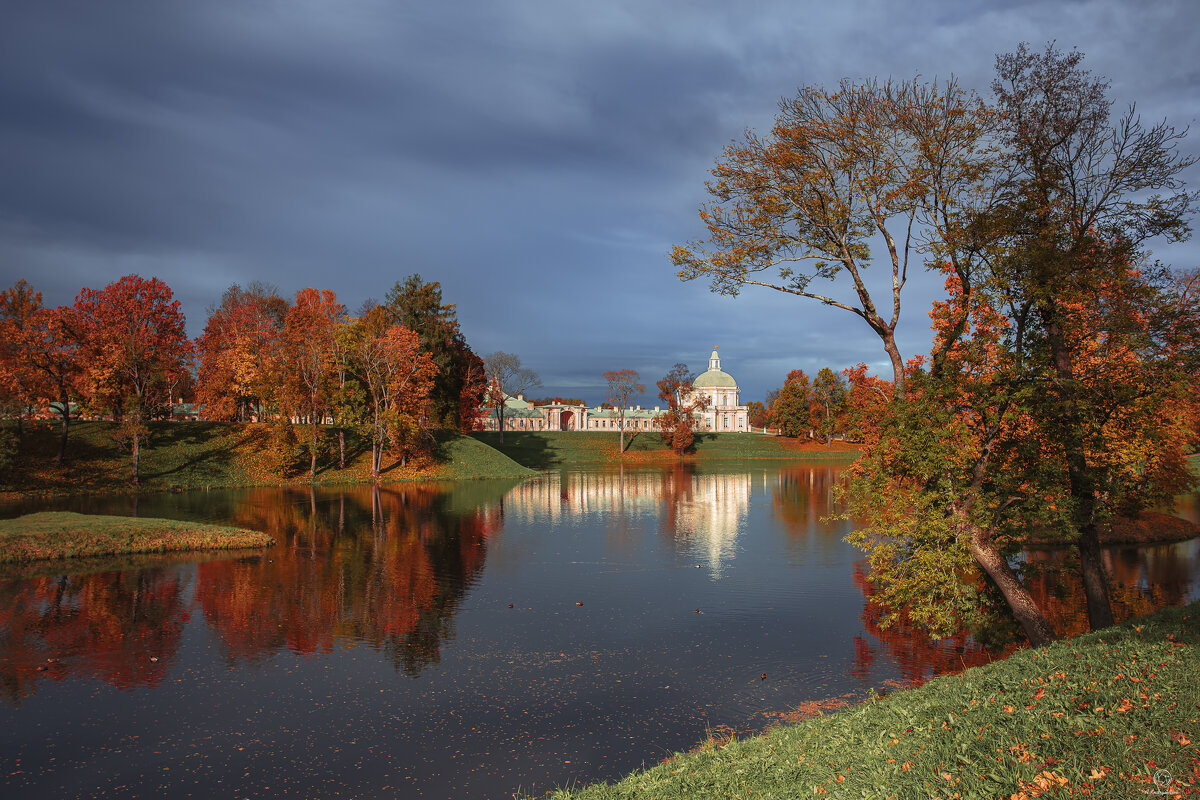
[0,511,273,564]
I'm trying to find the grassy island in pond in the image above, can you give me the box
[0,511,273,563]
[538,601,1200,799]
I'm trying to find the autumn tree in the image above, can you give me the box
[195,283,288,422]
[73,275,191,485]
[768,369,811,437]
[654,363,708,456]
[672,77,992,400]
[810,367,847,446]
[978,42,1199,631]
[0,281,84,462]
[602,369,645,454]
[351,308,439,477]
[840,364,892,444]
[281,288,345,479]
[482,352,541,443]
[383,275,487,431]
[746,400,768,429]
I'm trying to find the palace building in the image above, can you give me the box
[479,347,751,433]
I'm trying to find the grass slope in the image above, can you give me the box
[540,602,1199,799]
[0,421,533,497]
[0,511,273,563]
[472,431,861,470]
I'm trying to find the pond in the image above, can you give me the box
[0,463,1197,798]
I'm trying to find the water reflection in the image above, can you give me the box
[196,485,500,674]
[0,569,189,704]
[0,467,1196,798]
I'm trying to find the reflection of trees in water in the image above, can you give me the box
[0,569,189,705]
[0,482,503,702]
[1019,545,1195,639]
[852,541,1198,685]
[851,563,1006,689]
[771,466,842,534]
[196,485,499,676]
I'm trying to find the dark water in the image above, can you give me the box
[0,463,1196,799]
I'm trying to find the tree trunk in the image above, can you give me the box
[338,428,345,470]
[498,408,505,443]
[131,429,140,486]
[56,388,70,465]
[966,522,1057,647]
[1041,305,1116,631]
[882,331,906,401]
[310,420,318,480]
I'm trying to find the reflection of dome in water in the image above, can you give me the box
[673,473,751,577]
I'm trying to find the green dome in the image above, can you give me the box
[693,368,737,388]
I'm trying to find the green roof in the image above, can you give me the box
[693,368,737,388]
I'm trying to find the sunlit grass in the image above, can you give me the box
[0,511,273,563]
[538,601,1199,799]
[0,420,533,496]
[472,431,861,469]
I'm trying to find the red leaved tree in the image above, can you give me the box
[654,363,708,456]
[281,288,344,480]
[74,275,191,485]
[196,283,288,421]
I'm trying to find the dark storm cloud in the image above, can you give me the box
[2,1,1198,403]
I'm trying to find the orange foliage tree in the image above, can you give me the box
[73,275,191,485]
[0,281,83,462]
[672,77,991,400]
[654,363,707,456]
[195,283,288,421]
[280,288,345,479]
[351,308,439,477]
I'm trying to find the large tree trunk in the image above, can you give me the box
[338,428,345,470]
[881,330,906,401]
[966,522,1057,647]
[1042,305,1115,631]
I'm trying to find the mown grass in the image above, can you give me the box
[539,602,1199,799]
[472,431,861,470]
[0,420,534,497]
[0,511,273,563]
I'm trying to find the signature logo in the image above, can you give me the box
[1145,768,1180,796]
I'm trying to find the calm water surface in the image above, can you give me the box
[0,463,1196,798]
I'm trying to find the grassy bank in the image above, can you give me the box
[0,420,534,497]
[539,602,1199,799]
[472,431,861,470]
[0,511,273,563]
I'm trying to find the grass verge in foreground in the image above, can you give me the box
[538,602,1199,799]
[0,511,273,563]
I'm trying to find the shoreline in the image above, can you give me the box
[534,601,1200,799]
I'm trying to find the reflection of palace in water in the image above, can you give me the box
[501,469,751,576]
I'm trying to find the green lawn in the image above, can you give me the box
[537,601,1200,799]
[0,420,533,496]
[472,431,860,470]
[0,511,273,563]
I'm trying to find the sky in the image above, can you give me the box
[3,0,1199,405]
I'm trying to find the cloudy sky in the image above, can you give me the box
[3,0,1198,403]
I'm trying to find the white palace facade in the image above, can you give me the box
[480,348,750,433]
